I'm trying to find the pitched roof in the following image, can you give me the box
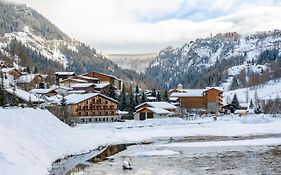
[5,88,45,103]
[135,102,177,110]
[83,71,122,81]
[170,89,205,97]
[17,74,42,84]
[71,83,95,88]
[29,89,56,94]
[205,87,224,92]
[147,107,171,114]
[64,93,119,104]
[60,78,88,83]
[76,75,99,81]
[94,83,110,89]
[55,72,75,76]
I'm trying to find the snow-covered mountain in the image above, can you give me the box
[0,1,151,86]
[106,53,157,74]
[146,31,281,90]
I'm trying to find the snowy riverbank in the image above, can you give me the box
[1,108,281,175]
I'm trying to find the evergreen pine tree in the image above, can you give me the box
[119,85,127,111]
[34,66,39,74]
[107,85,117,99]
[163,89,169,102]
[140,91,146,103]
[230,76,239,90]
[27,95,32,107]
[9,86,18,106]
[156,91,161,101]
[249,99,254,109]
[127,86,135,119]
[26,66,30,74]
[60,95,69,125]
[0,71,6,107]
[231,93,240,108]
[135,85,140,105]
[151,88,156,97]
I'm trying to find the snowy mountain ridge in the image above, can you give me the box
[146,30,281,89]
[106,53,157,74]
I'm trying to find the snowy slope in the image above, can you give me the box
[223,78,281,105]
[1,108,281,174]
[0,28,80,68]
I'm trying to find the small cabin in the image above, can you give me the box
[134,102,177,120]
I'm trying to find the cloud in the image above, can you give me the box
[4,0,281,53]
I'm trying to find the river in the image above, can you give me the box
[81,138,281,175]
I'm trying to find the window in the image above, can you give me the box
[78,112,82,116]
[106,101,108,104]
[105,111,108,115]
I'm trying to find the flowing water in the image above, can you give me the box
[82,142,281,175]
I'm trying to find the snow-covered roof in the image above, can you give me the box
[94,83,110,89]
[147,107,171,114]
[64,93,119,105]
[68,90,87,94]
[53,86,73,91]
[5,88,45,103]
[1,68,18,73]
[60,78,88,83]
[170,89,205,97]
[136,102,177,110]
[169,97,178,101]
[171,87,223,98]
[55,72,75,76]
[205,87,224,92]
[29,89,56,94]
[17,74,42,84]
[234,109,248,114]
[83,71,122,81]
[117,110,129,115]
[76,75,99,81]
[71,83,95,88]
[146,96,156,100]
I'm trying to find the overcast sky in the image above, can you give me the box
[6,0,281,53]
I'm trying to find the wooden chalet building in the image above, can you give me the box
[83,71,123,90]
[17,74,47,91]
[134,102,177,120]
[70,83,96,93]
[1,68,22,79]
[64,93,120,123]
[55,72,75,85]
[170,87,223,113]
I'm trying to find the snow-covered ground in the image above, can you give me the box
[223,78,281,104]
[1,108,281,175]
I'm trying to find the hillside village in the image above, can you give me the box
[0,56,271,126]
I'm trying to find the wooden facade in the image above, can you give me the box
[83,71,123,90]
[176,88,223,113]
[17,75,46,91]
[55,72,75,85]
[66,94,120,123]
